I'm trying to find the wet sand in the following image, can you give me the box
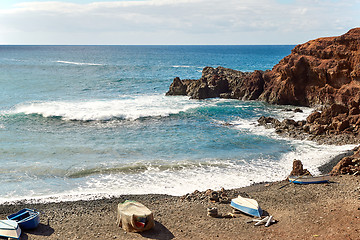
[1,174,359,240]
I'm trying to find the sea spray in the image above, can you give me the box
[10,95,202,121]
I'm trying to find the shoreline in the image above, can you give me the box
[0,175,358,240]
[1,151,359,240]
[0,145,351,206]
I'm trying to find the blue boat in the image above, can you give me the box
[230,196,263,218]
[7,208,40,230]
[288,175,330,184]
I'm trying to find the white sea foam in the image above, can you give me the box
[2,58,27,62]
[11,95,200,121]
[173,65,190,68]
[230,104,314,138]
[56,60,103,66]
[279,141,356,175]
[275,106,315,122]
[231,118,277,138]
[1,99,354,204]
[0,158,295,204]
[1,137,354,205]
[230,113,356,176]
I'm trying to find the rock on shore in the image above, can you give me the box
[256,102,360,175]
[331,145,360,175]
[166,28,360,107]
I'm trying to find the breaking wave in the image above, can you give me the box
[9,95,201,121]
[56,60,103,66]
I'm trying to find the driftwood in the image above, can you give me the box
[250,216,276,227]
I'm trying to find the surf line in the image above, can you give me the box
[56,60,103,66]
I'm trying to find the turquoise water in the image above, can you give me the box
[0,45,351,203]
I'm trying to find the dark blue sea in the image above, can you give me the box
[0,45,352,203]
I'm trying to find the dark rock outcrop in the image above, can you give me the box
[167,28,360,107]
[166,66,264,100]
[166,67,257,100]
[166,77,188,96]
[257,103,360,145]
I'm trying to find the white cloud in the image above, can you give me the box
[0,0,359,44]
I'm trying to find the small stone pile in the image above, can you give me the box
[181,188,233,203]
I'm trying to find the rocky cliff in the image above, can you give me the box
[167,28,360,107]
[166,28,360,175]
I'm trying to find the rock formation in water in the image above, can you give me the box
[257,102,360,144]
[167,28,360,107]
[256,102,360,175]
[166,28,360,175]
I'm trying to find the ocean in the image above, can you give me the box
[0,45,353,203]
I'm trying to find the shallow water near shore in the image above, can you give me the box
[0,45,354,203]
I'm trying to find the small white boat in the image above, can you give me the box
[230,195,263,217]
[0,220,21,239]
[288,175,330,184]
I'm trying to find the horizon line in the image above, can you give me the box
[0,44,298,46]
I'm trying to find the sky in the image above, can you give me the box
[0,0,359,45]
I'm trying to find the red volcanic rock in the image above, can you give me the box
[257,102,360,145]
[259,28,360,106]
[305,102,360,135]
[166,28,360,176]
[289,160,311,176]
[167,28,360,107]
[306,111,321,124]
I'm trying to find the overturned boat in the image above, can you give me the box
[230,195,263,218]
[0,220,21,239]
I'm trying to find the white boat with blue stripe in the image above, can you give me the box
[288,175,330,184]
[0,220,21,239]
[230,195,263,218]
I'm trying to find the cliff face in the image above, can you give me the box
[260,28,360,106]
[166,28,360,107]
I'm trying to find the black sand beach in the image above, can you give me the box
[1,173,359,240]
